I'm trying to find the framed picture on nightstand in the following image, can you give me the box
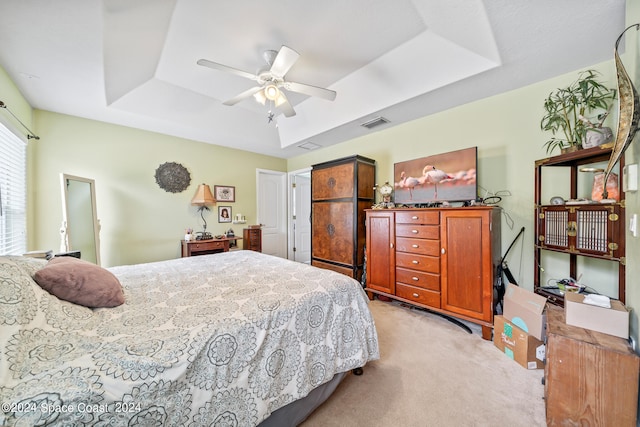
[214,185,235,202]
[218,206,232,223]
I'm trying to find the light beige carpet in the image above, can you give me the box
[302,299,546,427]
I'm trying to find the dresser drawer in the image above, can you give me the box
[396,211,439,225]
[396,224,439,239]
[396,267,440,291]
[396,237,440,256]
[396,252,439,273]
[396,283,440,308]
[191,240,225,251]
[182,239,229,257]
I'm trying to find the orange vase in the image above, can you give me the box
[591,172,619,201]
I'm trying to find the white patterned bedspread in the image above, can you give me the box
[0,251,379,426]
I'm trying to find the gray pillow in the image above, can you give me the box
[34,257,124,308]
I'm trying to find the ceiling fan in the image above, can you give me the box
[197,45,336,118]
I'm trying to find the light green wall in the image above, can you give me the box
[30,111,286,266]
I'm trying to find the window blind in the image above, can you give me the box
[0,121,27,255]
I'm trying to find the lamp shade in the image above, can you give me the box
[191,184,216,206]
[264,84,279,101]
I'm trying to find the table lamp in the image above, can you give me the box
[191,183,216,239]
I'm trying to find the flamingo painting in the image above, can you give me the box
[419,165,454,199]
[393,147,477,205]
[397,171,421,200]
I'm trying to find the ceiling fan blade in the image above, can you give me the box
[270,46,300,78]
[197,58,258,82]
[275,91,296,117]
[223,86,263,106]
[283,81,337,101]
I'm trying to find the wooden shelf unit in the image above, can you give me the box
[534,145,625,305]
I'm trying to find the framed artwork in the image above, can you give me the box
[218,206,232,223]
[214,185,235,202]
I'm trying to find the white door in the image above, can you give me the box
[257,169,287,257]
[288,169,311,263]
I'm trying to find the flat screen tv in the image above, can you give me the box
[393,146,477,205]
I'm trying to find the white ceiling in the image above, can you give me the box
[0,0,627,158]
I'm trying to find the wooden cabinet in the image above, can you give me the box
[365,207,501,339]
[545,305,639,426]
[441,209,499,325]
[182,239,229,257]
[311,155,375,280]
[534,145,625,305]
[243,228,262,252]
[538,204,622,258]
[365,210,395,294]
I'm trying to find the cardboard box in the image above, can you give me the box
[502,283,547,341]
[564,292,630,339]
[493,315,545,369]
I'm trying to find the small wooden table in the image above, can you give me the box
[181,237,240,257]
[545,305,639,426]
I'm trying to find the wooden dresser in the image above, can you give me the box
[182,238,229,257]
[311,155,375,280]
[545,305,639,426]
[365,207,501,339]
[243,227,262,252]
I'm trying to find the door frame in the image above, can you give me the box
[287,167,312,262]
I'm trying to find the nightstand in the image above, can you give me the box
[243,228,262,252]
[181,237,239,257]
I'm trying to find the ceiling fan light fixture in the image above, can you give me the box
[253,90,267,105]
[274,92,287,107]
[264,84,280,101]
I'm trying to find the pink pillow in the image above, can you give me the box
[34,257,124,308]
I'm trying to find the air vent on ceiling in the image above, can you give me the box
[360,116,390,129]
[298,141,321,150]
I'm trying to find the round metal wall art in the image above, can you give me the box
[154,162,191,193]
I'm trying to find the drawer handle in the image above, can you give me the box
[411,229,419,234]
[412,216,419,220]
[412,260,419,264]
[412,244,419,248]
[441,248,445,254]
[412,277,419,281]
[412,293,419,298]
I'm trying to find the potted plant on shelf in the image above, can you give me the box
[540,69,617,154]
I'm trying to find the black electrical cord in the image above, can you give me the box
[482,195,502,205]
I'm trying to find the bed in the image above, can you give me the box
[0,250,379,426]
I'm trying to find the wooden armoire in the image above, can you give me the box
[311,155,376,281]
